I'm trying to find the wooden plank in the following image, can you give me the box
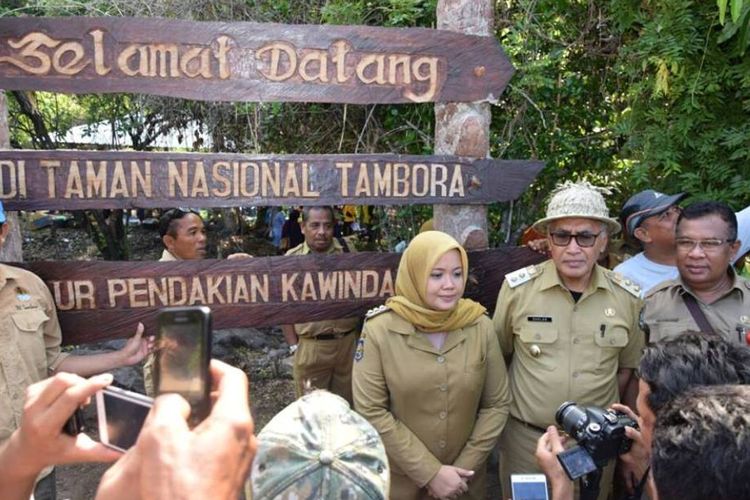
[13,247,544,345]
[0,150,544,209]
[0,17,514,104]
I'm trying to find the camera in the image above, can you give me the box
[554,401,638,481]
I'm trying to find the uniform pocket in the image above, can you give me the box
[515,324,559,371]
[11,309,49,333]
[594,325,629,370]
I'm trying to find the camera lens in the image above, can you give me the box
[555,401,588,437]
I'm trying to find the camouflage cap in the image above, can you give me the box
[250,390,389,500]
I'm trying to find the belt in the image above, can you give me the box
[311,330,355,341]
[510,415,549,434]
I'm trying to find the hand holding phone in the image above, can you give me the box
[155,306,212,425]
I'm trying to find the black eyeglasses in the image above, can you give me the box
[549,231,602,248]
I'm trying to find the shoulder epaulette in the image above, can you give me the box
[608,272,641,298]
[365,305,390,320]
[505,264,542,289]
[643,278,678,299]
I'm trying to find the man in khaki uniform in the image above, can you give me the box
[0,201,150,500]
[642,201,750,344]
[282,206,359,404]
[493,182,644,500]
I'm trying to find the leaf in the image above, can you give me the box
[731,0,744,22]
[719,0,729,24]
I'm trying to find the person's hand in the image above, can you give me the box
[227,252,253,260]
[9,372,120,476]
[426,465,473,499]
[96,359,257,500]
[526,238,550,256]
[610,403,649,494]
[118,323,154,366]
[535,426,573,500]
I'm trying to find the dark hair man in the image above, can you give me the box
[651,385,750,500]
[493,181,643,500]
[0,201,151,500]
[158,208,207,261]
[615,190,750,295]
[536,332,750,499]
[281,206,360,404]
[641,201,750,344]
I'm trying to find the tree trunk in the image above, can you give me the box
[0,90,22,262]
[433,0,493,250]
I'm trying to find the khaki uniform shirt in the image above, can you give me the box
[353,310,511,487]
[642,269,750,345]
[493,260,643,429]
[285,240,359,336]
[0,264,68,442]
[159,249,178,261]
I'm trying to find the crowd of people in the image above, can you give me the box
[1,178,749,500]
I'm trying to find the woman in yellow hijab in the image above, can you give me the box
[353,231,511,499]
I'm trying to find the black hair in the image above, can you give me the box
[158,208,202,238]
[676,201,737,241]
[638,332,750,414]
[652,385,750,500]
[301,206,335,223]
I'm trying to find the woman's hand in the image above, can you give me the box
[426,465,474,499]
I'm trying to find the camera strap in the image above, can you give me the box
[682,293,716,336]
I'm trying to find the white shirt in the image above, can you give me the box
[614,206,750,296]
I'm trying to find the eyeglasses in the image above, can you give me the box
[675,238,734,252]
[548,231,602,248]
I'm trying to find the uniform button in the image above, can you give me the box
[573,338,580,344]
[572,372,579,378]
[439,411,447,419]
[609,339,616,345]
[534,333,541,340]
[437,356,445,364]
[439,440,447,448]
[439,384,448,392]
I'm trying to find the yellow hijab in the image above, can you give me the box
[386,231,486,333]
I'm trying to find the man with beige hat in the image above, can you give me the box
[492,181,644,499]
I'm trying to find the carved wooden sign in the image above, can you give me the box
[16,247,544,344]
[0,150,543,209]
[0,17,514,104]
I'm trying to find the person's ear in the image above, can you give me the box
[729,239,741,260]
[633,226,651,244]
[163,234,175,251]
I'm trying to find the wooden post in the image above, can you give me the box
[434,0,493,250]
[0,90,22,262]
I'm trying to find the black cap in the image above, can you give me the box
[620,190,687,238]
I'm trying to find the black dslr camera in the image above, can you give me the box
[554,401,637,481]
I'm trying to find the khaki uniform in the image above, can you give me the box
[0,264,69,480]
[287,240,360,403]
[353,309,511,499]
[642,269,750,345]
[493,260,643,500]
[143,249,180,395]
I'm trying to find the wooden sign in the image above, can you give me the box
[0,150,543,209]
[0,17,514,104]
[16,247,544,345]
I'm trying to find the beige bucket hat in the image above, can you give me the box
[532,181,621,234]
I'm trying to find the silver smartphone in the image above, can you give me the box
[96,386,154,452]
[511,473,549,500]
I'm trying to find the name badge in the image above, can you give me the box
[527,316,552,323]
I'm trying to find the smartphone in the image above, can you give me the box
[511,474,549,500]
[155,306,212,424]
[96,386,153,452]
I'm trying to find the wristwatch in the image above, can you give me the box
[288,344,298,355]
